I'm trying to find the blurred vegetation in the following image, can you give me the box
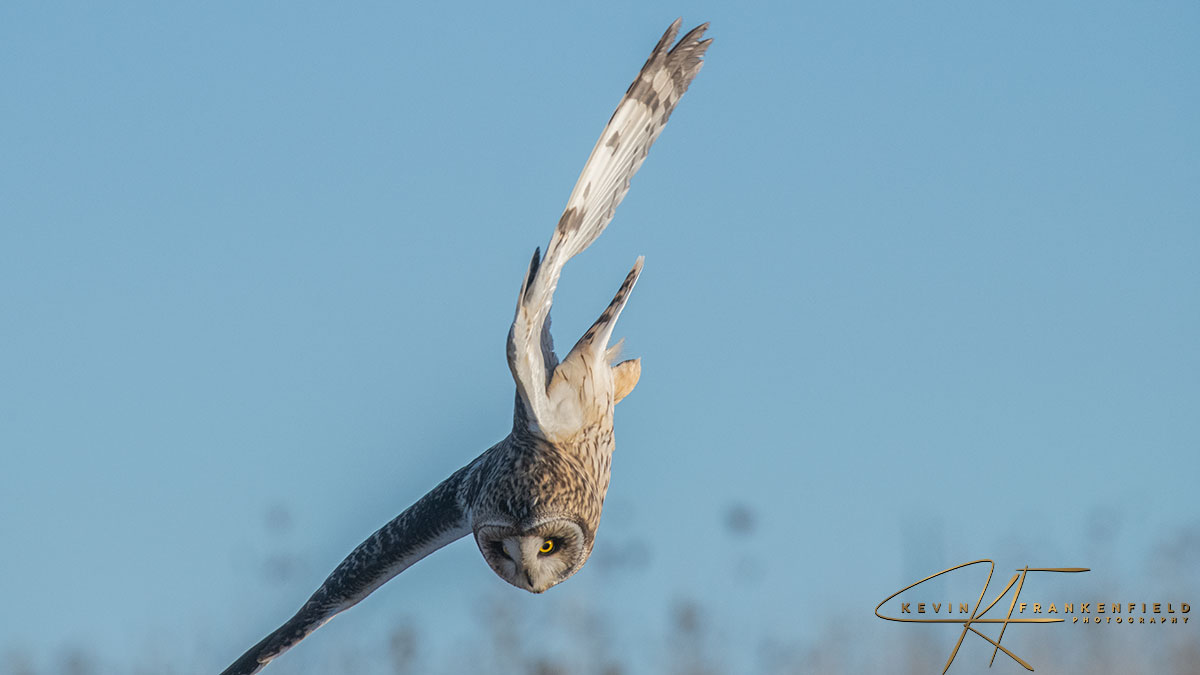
[5,504,1196,674]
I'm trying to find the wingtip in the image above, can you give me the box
[679,23,712,52]
[665,18,710,48]
[656,18,683,50]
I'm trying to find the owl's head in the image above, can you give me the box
[475,517,590,593]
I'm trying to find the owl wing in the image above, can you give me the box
[507,19,711,435]
[218,465,473,675]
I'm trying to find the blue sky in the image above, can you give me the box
[2,2,1197,673]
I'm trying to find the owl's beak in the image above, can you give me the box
[523,570,552,593]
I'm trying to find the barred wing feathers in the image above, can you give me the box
[508,19,710,434]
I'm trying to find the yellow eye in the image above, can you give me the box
[539,539,555,555]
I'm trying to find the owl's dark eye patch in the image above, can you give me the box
[488,540,511,561]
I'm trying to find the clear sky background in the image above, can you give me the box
[2,2,1197,674]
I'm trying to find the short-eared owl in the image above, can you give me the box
[220,19,710,675]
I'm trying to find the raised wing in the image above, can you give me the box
[508,19,710,435]
[218,467,473,675]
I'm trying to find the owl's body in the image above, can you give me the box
[220,19,709,675]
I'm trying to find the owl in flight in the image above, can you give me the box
[220,19,710,675]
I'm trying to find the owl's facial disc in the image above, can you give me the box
[475,519,588,593]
